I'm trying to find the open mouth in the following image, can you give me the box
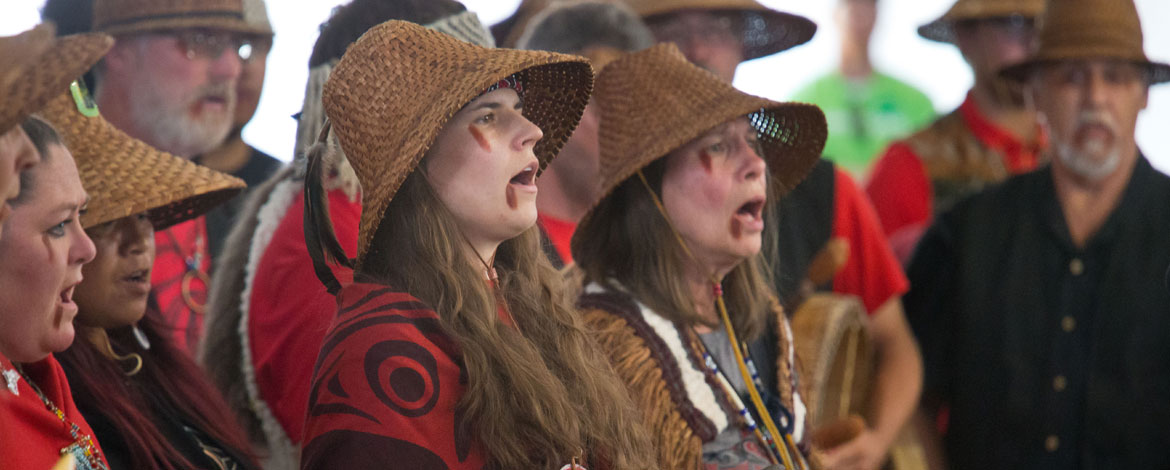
[509,161,539,187]
[124,269,150,284]
[736,198,766,221]
[59,283,76,305]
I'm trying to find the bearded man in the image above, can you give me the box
[865,0,1047,262]
[905,0,1170,467]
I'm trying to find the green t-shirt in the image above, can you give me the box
[792,71,935,178]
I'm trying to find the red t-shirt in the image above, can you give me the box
[0,354,109,470]
[537,213,576,265]
[152,217,211,356]
[300,282,487,470]
[249,188,360,445]
[866,94,1046,260]
[830,169,910,314]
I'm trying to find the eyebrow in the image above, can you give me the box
[53,195,90,215]
[468,96,524,112]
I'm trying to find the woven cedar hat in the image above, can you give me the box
[0,25,112,135]
[587,43,825,211]
[93,0,252,36]
[918,0,1045,43]
[38,86,245,230]
[1001,0,1170,84]
[624,0,816,61]
[322,20,592,266]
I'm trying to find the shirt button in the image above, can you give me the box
[1045,435,1060,452]
[1053,375,1067,392]
[1069,258,1084,275]
[1061,316,1077,332]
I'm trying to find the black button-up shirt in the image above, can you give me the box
[906,155,1170,470]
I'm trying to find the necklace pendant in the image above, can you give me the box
[3,368,19,396]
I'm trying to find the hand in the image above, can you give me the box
[819,429,890,470]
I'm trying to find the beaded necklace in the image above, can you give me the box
[12,363,108,470]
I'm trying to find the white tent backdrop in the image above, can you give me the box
[4,0,1168,173]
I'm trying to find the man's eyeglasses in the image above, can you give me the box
[172,30,270,62]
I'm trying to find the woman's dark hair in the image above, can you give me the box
[58,304,260,470]
[12,117,62,206]
[309,0,466,67]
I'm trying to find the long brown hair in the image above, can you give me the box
[572,157,777,341]
[304,147,656,469]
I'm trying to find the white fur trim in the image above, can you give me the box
[584,283,730,433]
[782,319,807,442]
[238,179,301,469]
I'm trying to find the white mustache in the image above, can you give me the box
[190,82,236,106]
[1075,111,1118,136]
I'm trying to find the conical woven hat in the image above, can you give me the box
[93,0,252,36]
[1001,0,1170,84]
[589,43,825,210]
[38,86,245,230]
[624,0,816,60]
[918,0,1045,43]
[322,20,593,265]
[0,25,112,136]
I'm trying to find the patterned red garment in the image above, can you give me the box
[152,217,211,356]
[301,282,487,470]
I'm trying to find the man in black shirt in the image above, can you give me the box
[905,0,1170,468]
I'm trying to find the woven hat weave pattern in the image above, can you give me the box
[0,26,112,135]
[624,0,816,60]
[918,0,1045,43]
[93,0,251,36]
[38,88,245,230]
[590,43,826,209]
[322,20,593,265]
[1000,0,1170,84]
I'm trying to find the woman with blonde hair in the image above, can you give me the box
[573,44,827,470]
[299,20,655,469]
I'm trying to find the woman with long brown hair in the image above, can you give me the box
[299,20,655,470]
[572,44,827,470]
[35,85,258,470]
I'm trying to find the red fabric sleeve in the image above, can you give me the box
[832,169,911,314]
[249,188,360,444]
[865,142,932,239]
[300,284,486,470]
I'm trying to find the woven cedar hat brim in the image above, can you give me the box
[0,27,112,135]
[917,0,1045,43]
[93,0,251,36]
[627,0,816,60]
[587,43,826,214]
[322,20,593,266]
[999,0,1170,84]
[38,91,244,230]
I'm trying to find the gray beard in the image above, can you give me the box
[1056,140,1122,181]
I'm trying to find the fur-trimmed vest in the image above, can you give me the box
[906,109,1009,215]
[578,283,816,469]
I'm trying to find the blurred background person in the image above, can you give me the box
[516,0,656,267]
[906,0,1170,467]
[792,0,934,180]
[866,0,1047,262]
